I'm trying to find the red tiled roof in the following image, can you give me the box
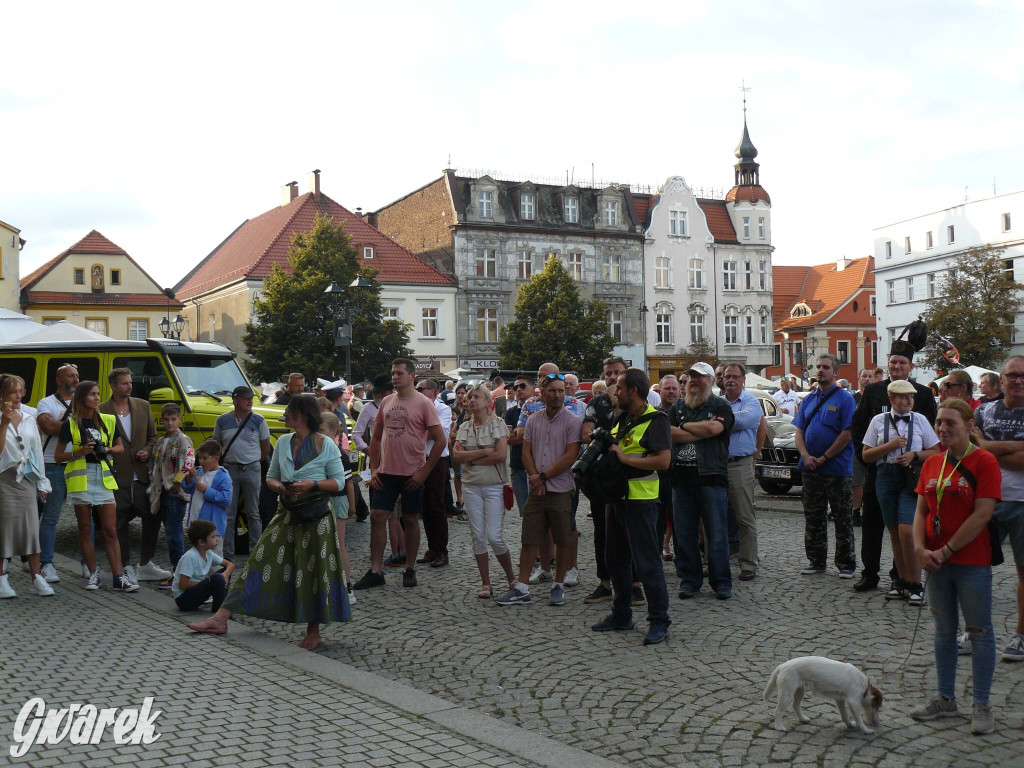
[632,195,654,229]
[20,229,130,289]
[696,199,739,243]
[774,257,875,331]
[25,291,184,308]
[725,186,772,205]
[176,191,455,300]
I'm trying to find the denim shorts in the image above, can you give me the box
[372,473,424,517]
[995,500,1024,565]
[875,463,917,526]
[67,463,116,507]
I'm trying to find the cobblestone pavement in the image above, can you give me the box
[49,488,1024,768]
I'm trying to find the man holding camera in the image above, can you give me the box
[591,369,672,645]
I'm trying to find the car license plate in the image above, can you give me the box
[761,467,790,479]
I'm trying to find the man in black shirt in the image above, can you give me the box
[850,340,937,592]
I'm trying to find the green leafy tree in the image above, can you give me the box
[242,213,413,385]
[920,244,1024,371]
[498,255,615,374]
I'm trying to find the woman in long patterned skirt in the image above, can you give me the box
[188,394,350,648]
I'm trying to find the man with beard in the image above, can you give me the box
[794,354,858,578]
[669,362,735,599]
[851,339,936,592]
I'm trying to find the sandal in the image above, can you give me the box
[662,550,674,562]
[456,513,468,522]
[477,584,492,599]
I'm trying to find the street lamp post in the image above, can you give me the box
[159,313,185,340]
[324,276,372,385]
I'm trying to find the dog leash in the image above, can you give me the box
[895,571,931,676]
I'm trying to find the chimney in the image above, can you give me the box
[309,169,321,199]
[836,256,851,271]
[281,181,298,206]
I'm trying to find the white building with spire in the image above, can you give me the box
[642,119,775,381]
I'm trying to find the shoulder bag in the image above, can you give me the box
[953,462,1004,567]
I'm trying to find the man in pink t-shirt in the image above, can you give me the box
[354,359,445,591]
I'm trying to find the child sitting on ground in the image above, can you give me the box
[182,439,233,556]
[320,413,357,604]
[173,519,235,613]
[149,403,195,588]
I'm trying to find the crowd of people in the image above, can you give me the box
[2,346,1023,733]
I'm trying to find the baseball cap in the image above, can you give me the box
[231,386,255,398]
[887,380,916,396]
[687,362,715,378]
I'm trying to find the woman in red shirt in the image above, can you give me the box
[910,398,999,734]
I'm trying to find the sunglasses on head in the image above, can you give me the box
[543,373,566,382]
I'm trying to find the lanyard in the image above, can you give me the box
[935,445,972,510]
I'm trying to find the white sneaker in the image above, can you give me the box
[958,631,973,656]
[564,567,580,587]
[135,561,172,581]
[85,569,101,590]
[81,562,91,579]
[347,583,358,606]
[40,563,60,583]
[528,565,552,584]
[122,565,138,586]
[0,574,16,599]
[32,574,55,597]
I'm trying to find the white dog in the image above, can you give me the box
[764,656,883,734]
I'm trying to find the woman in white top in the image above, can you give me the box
[0,374,54,598]
[453,385,516,598]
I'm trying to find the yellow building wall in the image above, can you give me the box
[33,253,161,293]
[182,282,256,359]
[23,306,175,340]
[0,222,21,311]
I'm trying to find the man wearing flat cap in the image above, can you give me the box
[213,385,272,561]
[851,337,936,592]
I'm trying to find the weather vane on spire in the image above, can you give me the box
[740,80,751,120]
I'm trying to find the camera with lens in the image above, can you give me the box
[572,426,616,477]
[92,442,108,460]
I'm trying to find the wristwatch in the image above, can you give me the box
[312,480,320,492]
[539,472,548,481]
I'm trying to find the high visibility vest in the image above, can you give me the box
[65,415,119,492]
[610,404,662,501]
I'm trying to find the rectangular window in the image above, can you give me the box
[760,315,769,344]
[904,237,911,255]
[690,313,705,341]
[85,318,108,335]
[1005,259,1015,280]
[421,307,438,338]
[744,262,753,290]
[567,251,583,281]
[927,272,936,298]
[564,197,579,223]
[869,295,876,316]
[742,217,750,240]
[724,316,738,344]
[127,319,147,341]
[602,253,621,282]
[111,269,121,286]
[605,201,618,226]
[518,250,532,279]
[1003,212,1012,232]
[476,307,498,342]
[479,191,492,218]
[758,259,767,290]
[688,258,704,289]
[745,315,753,344]
[669,210,688,236]
[773,343,782,367]
[794,341,804,367]
[475,249,497,278]
[906,277,915,302]
[947,225,955,244]
[837,340,850,365]
[42,317,65,326]
[656,313,672,344]
[74,268,84,285]
[363,246,374,259]
[723,261,737,290]
[520,193,535,220]
[887,280,895,304]
[871,339,878,363]
[758,217,766,239]
[655,256,670,289]
[382,306,400,321]
[885,241,892,259]
[926,230,934,249]
[609,311,623,343]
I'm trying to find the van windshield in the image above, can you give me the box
[168,354,249,396]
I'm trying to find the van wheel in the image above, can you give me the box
[758,479,793,495]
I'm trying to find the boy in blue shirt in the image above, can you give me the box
[183,439,233,555]
[173,520,235,613]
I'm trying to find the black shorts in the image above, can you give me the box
[372,473,425,517]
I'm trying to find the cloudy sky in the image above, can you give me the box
[2,1,1022,287]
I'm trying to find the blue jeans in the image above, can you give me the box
[926,564,995,705]
[510,468,529,517]
[161,494,187,569]
[672,480,732,594]
[40,463,68,566]
[874,463,917,526]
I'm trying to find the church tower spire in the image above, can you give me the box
[726,82,770,205]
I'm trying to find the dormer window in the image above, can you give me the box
[363,246,374,259]
[564,196,579,223]
[479,191,493,218]
[605,201,618,227]
[790,302,812,318]
[520,193,536,220]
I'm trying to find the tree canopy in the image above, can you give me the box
[921,244,1024,371]
[242,213,413,385]
[497,255,615,375]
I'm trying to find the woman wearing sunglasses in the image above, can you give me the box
[938,370,981,410]
[0,374,54,598]
[911,398,1000,734]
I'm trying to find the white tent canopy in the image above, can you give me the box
[934,364,999,388]
[745,371,776,389]
[0,308,45,343]
[14,321,115,344]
